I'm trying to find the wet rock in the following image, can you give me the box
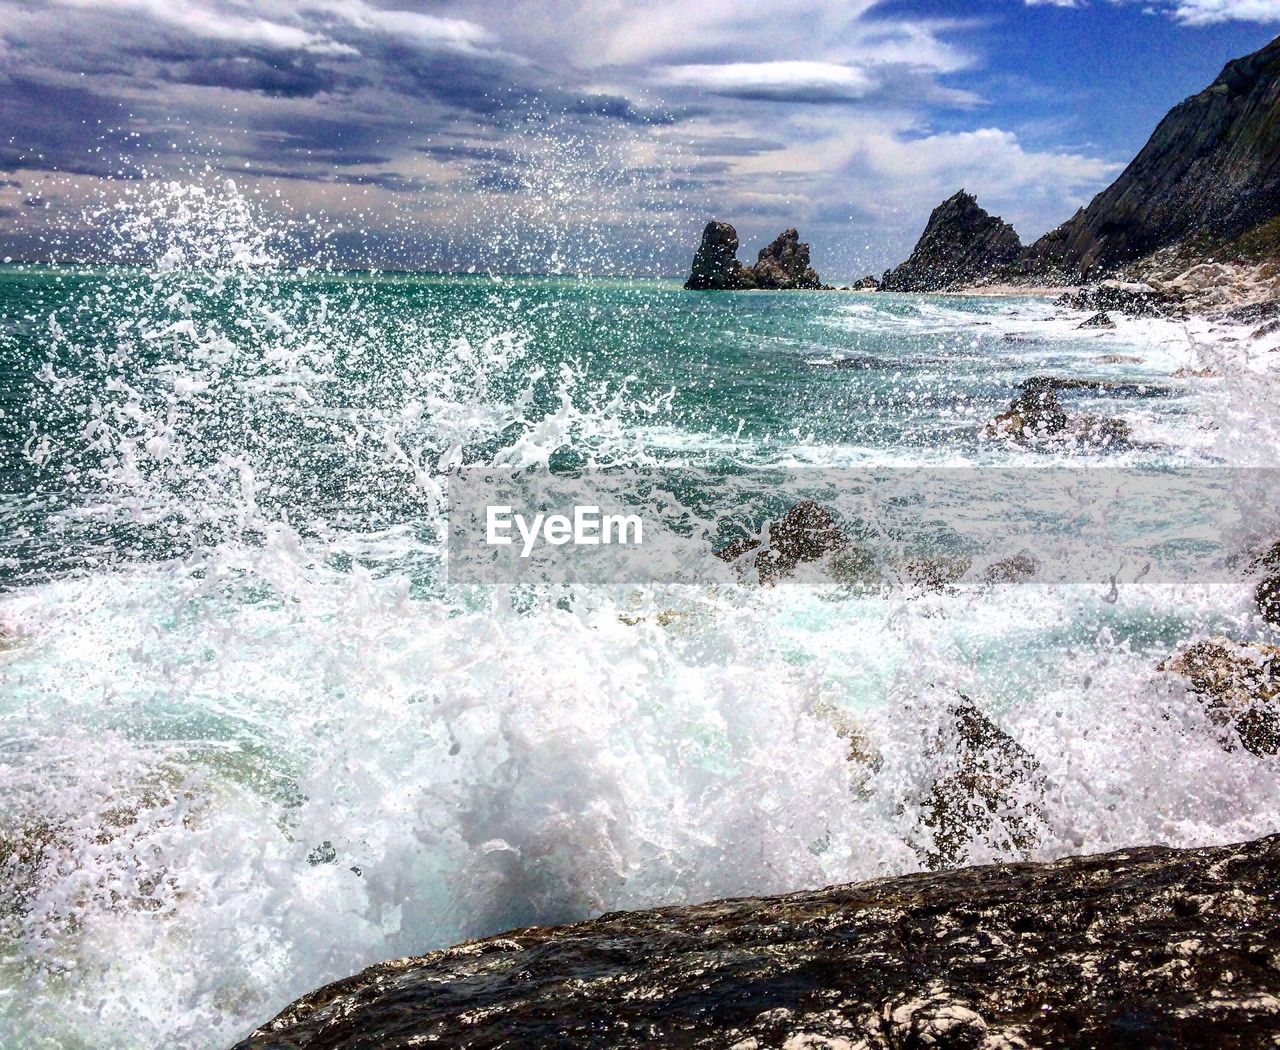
[1254,542,1280,627]
[751,228,823,290]
[984,384,1068,440]
[1253,318,1280,339]
[1078,311,1116,329]
[880,191,1022,293]
[1057,281,1166,317]
[916,699,1045,870]
[716,501,851,582]
[826,354,887,370]
[1173,366,1221,379]
[981,552,1040,584]
[850,275,881,290]
[684,221,754,290]
[1096,354,1143,364]
[235,833,1280,1050]
[1067,414,1132,447]
[1161,637,1280,756]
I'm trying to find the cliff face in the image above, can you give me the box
[1022,34,1280,278]
[880,191,1022,292]
[684,223,822,290]
[236,834,1280,1049]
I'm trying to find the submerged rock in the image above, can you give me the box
[235,834,1280,1049]
[1161,637,1280,756]
[880,190,1022,293]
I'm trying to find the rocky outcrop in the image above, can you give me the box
[750,228,823,289]
[684,223,823,290]
[880,191,1022,292]
[236,833,1280,1049]
[1161,638,1280,756]
[1021,34,1280,278]
[716,500,851,582]
[684,221,753,290]
[985,380,1132,448]
[850,274,881,290]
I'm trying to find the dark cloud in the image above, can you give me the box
[0,77,145,177]
[155,53,340,98]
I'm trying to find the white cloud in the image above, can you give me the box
[1165,0,1280,23]
[659,61,877,100]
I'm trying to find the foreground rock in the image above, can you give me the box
[716,500,851,582]
[1162,637,1280,756]
[684,223,823,290]
[1020,35,1280,278]
[984,381,1132,448]
[237,834,1280,1049]
[880,190,1022,292]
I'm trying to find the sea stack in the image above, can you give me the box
[880,191,1022,292]
[684,221,753,290]
[684,223,822,290]
[1021,34,1280,278]
[750,228,822,289]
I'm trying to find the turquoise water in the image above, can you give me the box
[0,187,1277,1048]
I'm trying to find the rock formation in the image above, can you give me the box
[684,224,823,290]
[880,191,1022,292]
[1020,34,1280,278]
[749,228,822,289]
[715,500,851,581]
[236,834,1280,1049]
[684,221,753,290]
[1162,637,1280,756]
[985,379,1132,448]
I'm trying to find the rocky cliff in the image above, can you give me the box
[684,223,822,290]
[236,834,1280,1049]
[880,191,1022,292]
[1022,34,1280,278]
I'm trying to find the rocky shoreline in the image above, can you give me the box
[236,834,1280,1049]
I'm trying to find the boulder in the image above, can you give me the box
[234,834,1280,1049]
[1056,281,1166,317]
[985,383,1068,440]
[716,500,851,582]
[750,228,822,290]
[1078,311,1116,329]
[1161,637,1280,756]
[880,191,1022,292]
[916,699,1045,870]
[683,221,753,290]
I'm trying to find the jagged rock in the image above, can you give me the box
[985,383,1068,440]
[684,224,823,290]
[1079,311,1116,329]
[716,500,851,582]
[1056,281,1167,317]
[234,834,1280,1050]
[684,221,753,290]
[916,699,1045,870]
[880,191,1022,292]
[981,552,1040,584]
[986,381,1132,448]
[1021,36,1280,277]
[751,228,822,290]
[1161,637,1280,756]
[850,274,881,290]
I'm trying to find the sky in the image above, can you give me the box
[0,0,1277,279]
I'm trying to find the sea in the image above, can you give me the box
[2,181,1279,1047]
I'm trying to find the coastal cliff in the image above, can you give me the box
[236,834,1280,1048]
[1021,34,1280,279]
[685,224,823,290]
[880,191,1022,292]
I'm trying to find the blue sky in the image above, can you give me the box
[0,0,1276,278]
